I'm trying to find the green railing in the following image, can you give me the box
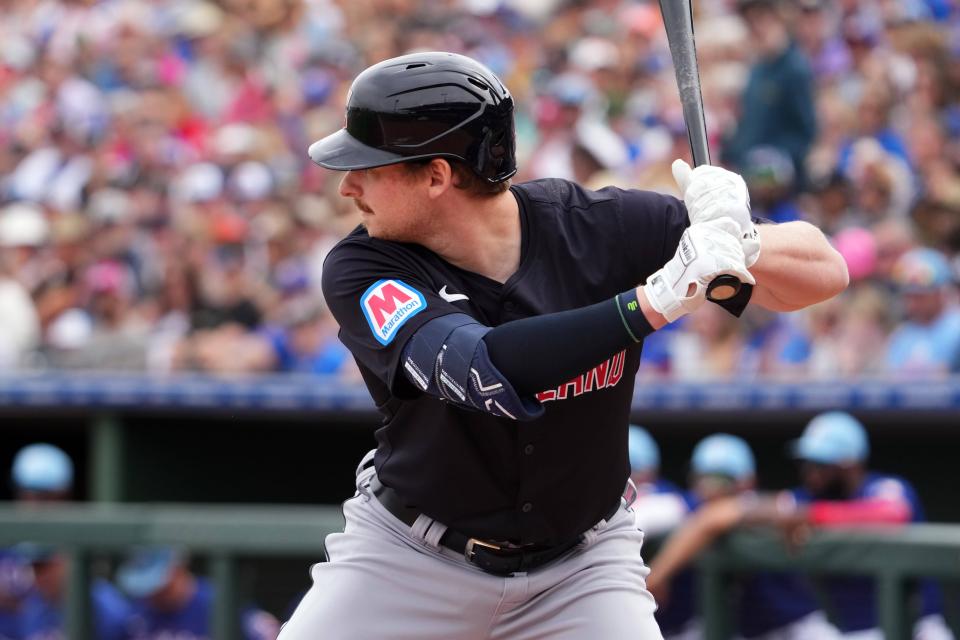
[698,525,960,640]
[1,505,958,639]
[0,504,344,639]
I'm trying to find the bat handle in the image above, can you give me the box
[706,274,741,302]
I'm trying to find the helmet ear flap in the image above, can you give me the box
[474,126,512,180]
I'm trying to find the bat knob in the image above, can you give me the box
[706,275,741,302]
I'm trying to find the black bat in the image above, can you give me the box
[659,0,742,302]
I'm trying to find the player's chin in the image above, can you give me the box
[363,221,394,241]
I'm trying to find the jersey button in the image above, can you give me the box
[523,444,534,455]
[521,502,533,513]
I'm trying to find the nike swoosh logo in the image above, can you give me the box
[439,285,469,303]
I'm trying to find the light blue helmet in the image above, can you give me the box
[892,248,953,292]
[117,547,183,599]
[628,425,660,473]
[691,434,755,480]
[11,443,74,492]
[791,411,869,464]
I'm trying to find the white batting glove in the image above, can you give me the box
[643,217,756,323]
[672,159,760,267]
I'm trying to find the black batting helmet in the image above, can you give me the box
[308,52,517,183]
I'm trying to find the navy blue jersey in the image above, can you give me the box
[322,179,690,544]
[0,609,20,640]
[735,573,819,638]
[793,472,942,632]
[651,478,683,496]
[653,491,701,634]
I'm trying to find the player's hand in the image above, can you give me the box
[642,217,756,323]
[672,159,760,267]
[645,573,671,607]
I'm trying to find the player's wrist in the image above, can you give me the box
[616,287,662,338]
[743,226,761,268]
[642,269,688,324]
[634,285,668,330]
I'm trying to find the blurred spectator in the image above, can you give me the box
[794,0,852,81]
[119,547,279,640]
[570,119,630,188]
[741,146,802,223]
[0,551,33,639]
[845,138,915,224]
[911,198,960,254]
[647,434,841,640]
[785,412,954,639]
[872,218,917,280]
[17,544,131,640]
[653,434,761,640]
[837,84,912,179]
[11,443,73,503]
[668,302,752,380]
[528,72,601,180]
[723,0,817,189]
[0,203,45,369]
[885,247,960,374]
[257,297,352,375]
[798,284,892,377]
[628,425,687,537]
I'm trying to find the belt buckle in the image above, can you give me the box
[464,538,502,563]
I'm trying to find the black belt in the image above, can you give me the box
[368,475,621,577]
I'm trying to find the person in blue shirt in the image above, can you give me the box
[118,547,279,640]
[786,412,954,640]
[15,545,131,640]
[647,434,840,640]
[0,551,33,640]
[259,298,352,375]
[885,248,960,375]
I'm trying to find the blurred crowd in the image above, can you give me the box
[1,0,959,379]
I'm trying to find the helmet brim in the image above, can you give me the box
[308,129,407,171]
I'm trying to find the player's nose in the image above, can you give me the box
[339,171,362,198]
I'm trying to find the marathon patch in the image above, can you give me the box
[361,279,427,345]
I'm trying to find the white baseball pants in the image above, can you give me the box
[278,453,664,640]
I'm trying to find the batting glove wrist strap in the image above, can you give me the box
[643,217,756,324]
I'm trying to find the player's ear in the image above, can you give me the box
[425,158,454,198]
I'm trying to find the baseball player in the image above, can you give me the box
[647,435,840,640]
[118,546,280,640]
[628,425,688,537]
[16,544,132,640]
[787,412,954,640]
[0,551,32,640]
[280,51,847,639]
